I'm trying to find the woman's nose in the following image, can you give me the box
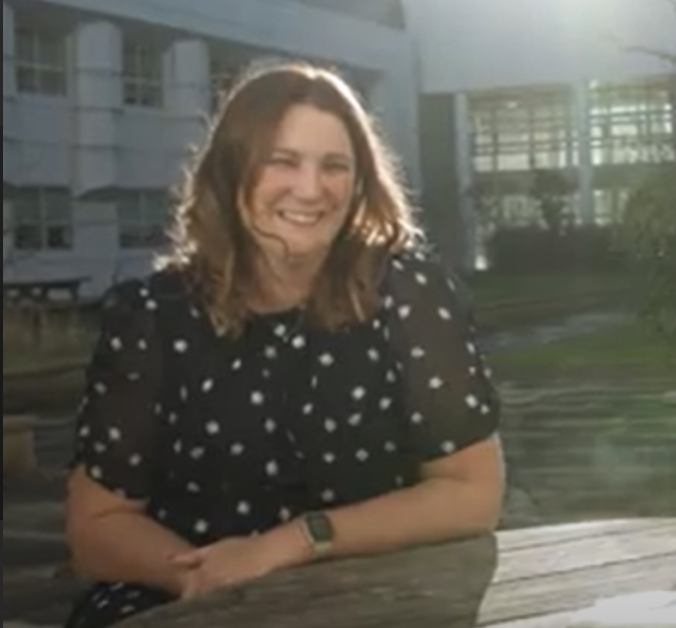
[292,163,323,201]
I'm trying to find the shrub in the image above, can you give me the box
[617,167,676,343]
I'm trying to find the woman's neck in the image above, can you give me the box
[250,251,325,313]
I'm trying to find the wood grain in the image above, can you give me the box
[116,518,676,628]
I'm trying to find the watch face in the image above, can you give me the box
[306,512,334,543]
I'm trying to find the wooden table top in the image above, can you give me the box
[118,518,676,628]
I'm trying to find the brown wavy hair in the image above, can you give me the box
[159,61,422,335]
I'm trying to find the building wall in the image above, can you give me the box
[3,0,420,294]
[404,0,675,270]
[404,0,674,92]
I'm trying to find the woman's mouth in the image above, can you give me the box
[277,210,324,226]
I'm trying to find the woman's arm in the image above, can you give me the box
[65,278,193,594]
[267,435,504,564]
[66,467,194,595]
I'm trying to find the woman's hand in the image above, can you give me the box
[170,525,309,599]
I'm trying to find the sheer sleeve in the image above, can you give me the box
[70,279,163,500]
[385,253,500,462]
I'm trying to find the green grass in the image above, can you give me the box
[469,272,629,308]
[491,321,674,378]
[3,330,95,374]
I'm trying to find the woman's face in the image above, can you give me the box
[242,104,357,264]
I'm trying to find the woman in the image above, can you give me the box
[64,62,503,628]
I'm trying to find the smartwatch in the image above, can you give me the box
[300,511,335,558]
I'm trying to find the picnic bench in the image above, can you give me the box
[116,518,676,628]
[3,276,89,304]
[3,276,90,346]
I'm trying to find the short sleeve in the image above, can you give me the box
[69,279,162,500]
[384,253,500,462]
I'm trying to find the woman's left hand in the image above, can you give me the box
[170,527,308,599]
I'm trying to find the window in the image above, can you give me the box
[589,77,674,166]
[12,189,73,250]
[15,26,67,95]
[209,53,236,113]
[123,42,163,107]
[118,192,168,249]
[469,87,577,174]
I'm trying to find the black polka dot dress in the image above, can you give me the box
[64,252,500,628]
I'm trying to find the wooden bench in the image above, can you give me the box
[116,518,676,628]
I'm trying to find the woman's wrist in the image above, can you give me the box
[261,520,314,570]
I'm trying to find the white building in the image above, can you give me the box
[404,0,675,268]
[3,0,419,295]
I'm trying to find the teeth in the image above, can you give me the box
[279,211,321,225]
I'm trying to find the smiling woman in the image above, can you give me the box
[63,62,503,628]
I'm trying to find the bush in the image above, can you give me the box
[487,225,623,273]
[617,167,676,342]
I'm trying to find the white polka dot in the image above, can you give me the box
[108,427,121,441]
[173,340,188,353]
[441,441,456,454]
[348,413,362,426]
[398,305,412,319]
[352,387,366,400]
[201,379,214,392]
[379,397,393,410]
[356,449,369,462]
[194,520,209,534]
[206,421,220,435]
[291,335,306,349]
[415,272,428,285]
[411,412,424,424]
[190,447,205,459]
[384,441,397,453]
[251,391,265,405]
[368,348,380,361]
[411,346,425,359]
[429,377,444,389]
[237,501,251,516]
[230,442,245,456]
[438,307,452,320]
[90,466,103,480]
[264,346,278,360]
[232,359,243,370]
[321,489,336,503]
[129,454,142,466]
[319,353,334,366]
[93,382,107,395]
[466,394,479,409]
[137,338,148,351]
[302,403,314,415]
[264,419,277,433]
[109,337,122,351]
[266,460,279,477]
[323,452,337,464]
[145,299,158,311]
[324,419,337,433]
[279,507,292,522]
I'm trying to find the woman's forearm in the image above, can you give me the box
[325,476,501,558]
[269,475,503,567]
[68,512,194,595]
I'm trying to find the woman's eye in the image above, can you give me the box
[268,156,296,167]
[324,162,351,173]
